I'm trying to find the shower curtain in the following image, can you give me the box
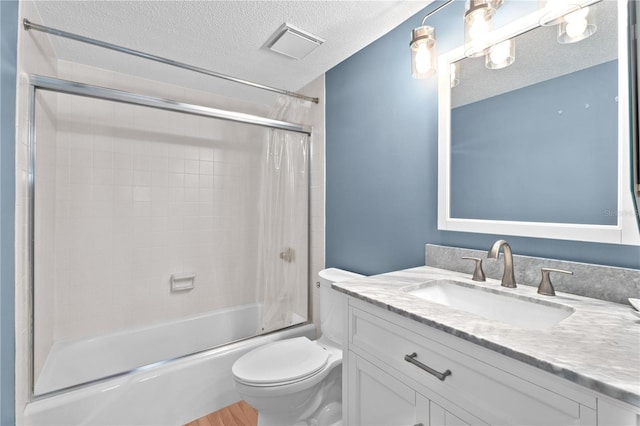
[257,97,310,334]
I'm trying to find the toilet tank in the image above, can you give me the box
[318,268,364,346]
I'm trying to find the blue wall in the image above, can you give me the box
[0,1,17,424]
[326,1,640,275]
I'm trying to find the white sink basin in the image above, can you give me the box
[407,279,574,330]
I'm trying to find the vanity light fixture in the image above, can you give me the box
[411,26,437,78]
[464,0,504,58]
[557,6,597,43]
[485,38,515,69]
[538,0,599,43]
[410,0,455,79]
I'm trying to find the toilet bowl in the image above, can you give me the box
[231,268,363,426]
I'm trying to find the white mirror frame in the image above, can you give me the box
[437,0,640,245]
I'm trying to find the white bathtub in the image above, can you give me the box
[25,305,315,425]
[35,303,269,395]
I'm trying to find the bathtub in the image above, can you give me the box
[25,304,315,425]
[35,303,270,395]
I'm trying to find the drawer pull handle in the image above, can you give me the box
[404,352,452,381]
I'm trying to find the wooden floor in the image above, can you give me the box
[184,401,258,426]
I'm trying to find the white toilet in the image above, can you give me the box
[232,268,363,426]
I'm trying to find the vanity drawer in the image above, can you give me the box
[349,305,591,426]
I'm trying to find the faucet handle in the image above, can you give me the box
[538,268,573,296]
[462,257,486,282]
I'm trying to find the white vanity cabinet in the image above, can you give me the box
[344,297,639,426]
[347,351,479,426]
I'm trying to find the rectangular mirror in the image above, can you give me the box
[438,0,640,245]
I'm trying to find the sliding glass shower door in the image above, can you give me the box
[30,80,310,396]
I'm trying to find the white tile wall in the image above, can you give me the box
[49,91,267,341]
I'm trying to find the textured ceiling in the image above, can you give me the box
[31,0,432,104]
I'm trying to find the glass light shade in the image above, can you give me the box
[538,0,581,26]
[485,39,515,69]
[410,26,437,79]
[450,63,460,88]
[464,1,496,58]
[557,6,597,43]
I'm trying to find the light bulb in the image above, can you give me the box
[410,25,436,78]
[563,6,589,39]
[469,11,491,41]
[557,5,595,44]
[565,18,588,38]
[485,38,514,69]
[414,43,432,74]
[489,40,510,64]
[465,4,494,57]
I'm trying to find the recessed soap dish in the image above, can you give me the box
[171,273,196,292]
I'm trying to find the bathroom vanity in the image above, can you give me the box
[334,266,640,426]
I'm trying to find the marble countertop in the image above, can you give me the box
[332,266,640,408]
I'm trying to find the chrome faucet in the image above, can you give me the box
[487,240,516,288]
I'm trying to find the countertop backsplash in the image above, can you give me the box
[426,244,640,305]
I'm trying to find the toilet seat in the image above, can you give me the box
[232,337,329,387]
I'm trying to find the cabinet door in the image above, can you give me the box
[430,401,470,426]
[597,397,639,426]
[348,351,424,426]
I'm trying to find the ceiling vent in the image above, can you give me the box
[267,23,324,60]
